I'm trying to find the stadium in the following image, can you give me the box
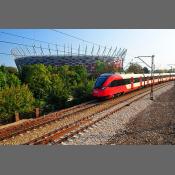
[12,46,127,73]
[14,55,126,73]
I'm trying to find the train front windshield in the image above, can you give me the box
[94,76,109,88]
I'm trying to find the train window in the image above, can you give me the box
[110,79,124,87]
[94,76,109,88]
[124,78,130,85]
[134,78,140,82]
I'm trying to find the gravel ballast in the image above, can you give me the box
[107,82,175,145]
[62,82,174,145]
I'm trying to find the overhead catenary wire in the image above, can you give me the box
[0,31,84,52]
[0,51,95,59]
[0,40,87,56]
[50,29,125,58]
[0,30,127,62]
[1,31,61,47]
[50,29,111,50]
[1,30,127,58]
[0,40,62,53]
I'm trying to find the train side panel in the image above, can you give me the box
[93,73,175,98]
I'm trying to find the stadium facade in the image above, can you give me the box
[14,55,125,73]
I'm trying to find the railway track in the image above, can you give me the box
[20,81,173,145]
[0,100,99,141]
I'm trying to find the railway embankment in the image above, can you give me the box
[0,82,174,145]
[64,82,174,145]
[107,82,175,145]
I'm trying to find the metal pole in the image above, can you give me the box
[26,47,31,56]
[56,44,58,56]
[135,55,155,100]
[150,55,154,100]
[78,45,80,56]
[102,46,106,57]
[16,48,23,57]
[64,44,65,57]
[97,46,100,56]
[85,45,87,56]
[111,46,117,57]
[20,47,26,56]
[91,45,94,56]
[40,45,44,55]
[48,44,51,55]
[71,44,72,56]
[33,45,37,56]
[107,47,112,57]
[116,48,121,57]
[67,44,69,56]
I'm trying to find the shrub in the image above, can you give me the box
[20,64,51,99]
[47,74,70,109]
[0,85,35,122]
[0,71,21,90]
[73,79,95,101]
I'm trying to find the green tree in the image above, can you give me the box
[71,65,88,84]
[104,62,122,73]
[143,67,150,73]
[126,63,143,73]
[73,79,94,100]
[20,64,51,99]
[0,70,20,89]
[6,73,21,87]
[0,71,6,89]
[57,65,78,92]
[47,74,69,109]
[154,69,168,73]
[94,60,122,76]
[0,85,35,122]
[0,65,7,73]
[95,60,106,75]
[6,66,18,75]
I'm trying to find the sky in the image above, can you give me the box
[0,29,175,69]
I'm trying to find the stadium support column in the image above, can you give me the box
[150,55,154,100]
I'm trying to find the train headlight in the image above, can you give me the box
[101,87,107,90]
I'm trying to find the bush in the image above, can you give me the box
[0,71,21,90]
[0,71,6,90]
[47,74,70,109]
[126,63,143,74]
[20,64,51,99]
[6,73,21,87]
[0,85,35,122]
[73,79,95,101]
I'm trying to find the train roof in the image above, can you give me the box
[99,72,175,79]
[119,73,175,79]
[100,73,114,77]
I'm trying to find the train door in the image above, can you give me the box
[147,77,149,85]
[143,76,146,86]
[140,76,142,87]
[131,77,134,89]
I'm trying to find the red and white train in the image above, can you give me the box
[92,73,175,98]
